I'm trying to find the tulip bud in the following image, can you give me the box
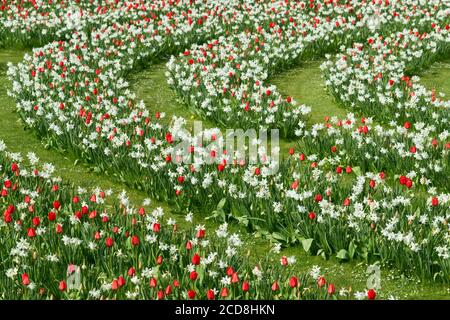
[128,267,135,277]
[157,290,164,300]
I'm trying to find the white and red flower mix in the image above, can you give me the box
[1,0,450,297]
[0,145,348,300]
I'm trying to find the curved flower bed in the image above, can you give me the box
[0,144,352,300]
[2,0,450,284]
[323,21,450,131]
[168,0,449,136]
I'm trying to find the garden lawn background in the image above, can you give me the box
[1,48,449,299]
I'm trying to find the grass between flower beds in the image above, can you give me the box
[420,57,450,98]
[1,50,449,299]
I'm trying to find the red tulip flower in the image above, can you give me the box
[190,271,198,281]
[242,281,250,292]
[11,163,19,172]
[131,235,140,247]
[207,289,215,300]
[196,229,206,239]
[289,276,298,288]
[153,223,160,233]
[149,277,157,288]
[59,280,67,291]
[271,281,279,291]
[231,272,239,284]
[187,290,196,299]
[22,273,30,286]
[105,237,114,247]
[32,216,40,226]
[367,289,376,300]
[220,287,229,297]
[48,211,56,221]
[165,285,172,296]
[117,276,126,287]
[328,284,335,295]
[27,228,36,238]
[53,201,61,210]
[317,276,326,288]
[343,198,351,206]
[431,197,439,207]
[192,253,200,265]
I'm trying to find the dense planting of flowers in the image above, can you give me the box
[1,0,450,297]
[323,18,450,131]
[0,143,355,300]
[168,0,450,135]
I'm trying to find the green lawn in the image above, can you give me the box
[270,60,348,125]
[1,50,449,299]
[420,57,450,98]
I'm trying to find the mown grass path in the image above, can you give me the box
[1,50,449,299]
